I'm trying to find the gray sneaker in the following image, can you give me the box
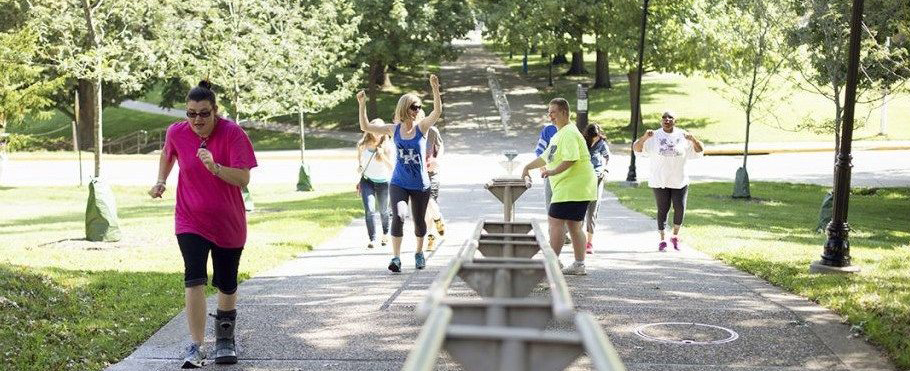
[182,342,207,369]
[561,261,587,276]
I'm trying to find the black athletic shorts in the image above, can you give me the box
[177,233,243,295]
[548,201,589,222]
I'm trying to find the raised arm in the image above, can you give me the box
[685,132,704,153]
[632,130,654,153]
[417,74,442,134]
[357,90,395,136]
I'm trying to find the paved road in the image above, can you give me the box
[2,149,908,188]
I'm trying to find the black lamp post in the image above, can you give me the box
[810,0,864,274]
[626,0,650,183]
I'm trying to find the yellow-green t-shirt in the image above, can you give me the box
[542,124,596,202]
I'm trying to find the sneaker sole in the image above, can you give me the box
[182,360,205,369]
[215,355,238,364]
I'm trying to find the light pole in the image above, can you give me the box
[810,0,864,274]
[576,84,589,132]
[626,0,650,183]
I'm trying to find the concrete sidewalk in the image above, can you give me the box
[106,181,896,370]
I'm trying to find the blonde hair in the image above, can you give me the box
[358,122,389,149]
[393,93,425,124]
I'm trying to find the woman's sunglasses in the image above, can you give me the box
[409,104,422,112]
[187,111,212,119]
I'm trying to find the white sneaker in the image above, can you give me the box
[381,235,389,246]
[367,240,376,249]
[561,261,586,276]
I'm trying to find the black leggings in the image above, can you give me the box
[652,186,689,231]
[390,184,431,237]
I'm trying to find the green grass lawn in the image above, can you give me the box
[0,184,361,370]
[605,181,910,368]
[493,48,910,144]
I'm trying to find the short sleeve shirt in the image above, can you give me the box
[163,118,258,248]
[640,128,703,189]
[543,124,596,202]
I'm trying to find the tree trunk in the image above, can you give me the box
[374,64,393,90]
[92,77,102,177]
[367,61,381,118]
[77,79,97,151]
[553,54,568,65]
[566,51,588,75]
[299,110,306,163]
[548,55,554,87]
[626,70,643,130]
[593,49,612,89]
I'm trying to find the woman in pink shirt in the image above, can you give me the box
[148,80,257,368]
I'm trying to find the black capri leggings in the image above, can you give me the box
[177,233,243,295]
[652,185,689,231]
[390,184,431,237]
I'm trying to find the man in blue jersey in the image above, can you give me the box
[535,123,558,210]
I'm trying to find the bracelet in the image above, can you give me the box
[155,180,166,186]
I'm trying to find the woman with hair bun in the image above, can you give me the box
[149,80,257,368]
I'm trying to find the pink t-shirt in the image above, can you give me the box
[163,118,258,248]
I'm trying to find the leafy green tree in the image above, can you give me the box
[0,26,62,136]
[354,0,473,116]
[787,0,910,152]
[25,0,169,176]
[588,0,616,88]
[274,0,365,190]
[714,0,794,198]
[161,0,282,123]
[607,0,724,129]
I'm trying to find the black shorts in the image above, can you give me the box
[548,201,589,221]
[177,233,243,294]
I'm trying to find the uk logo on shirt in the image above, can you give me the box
[399,148,421,165]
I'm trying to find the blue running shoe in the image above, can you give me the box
[388,257,402,273]
[415,251,426,270]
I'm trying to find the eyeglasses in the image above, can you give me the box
[662,115,674,120]
[187,111,212,119]
[409,104,422,112]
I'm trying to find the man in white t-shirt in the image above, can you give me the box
[632,110,704,252]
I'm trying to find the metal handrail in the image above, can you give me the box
[532,222,575,323]
[576,312,628,371]
[401,306,453,371]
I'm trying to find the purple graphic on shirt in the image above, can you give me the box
[658,136,683,157]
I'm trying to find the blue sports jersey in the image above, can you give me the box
[535,124,558,157]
